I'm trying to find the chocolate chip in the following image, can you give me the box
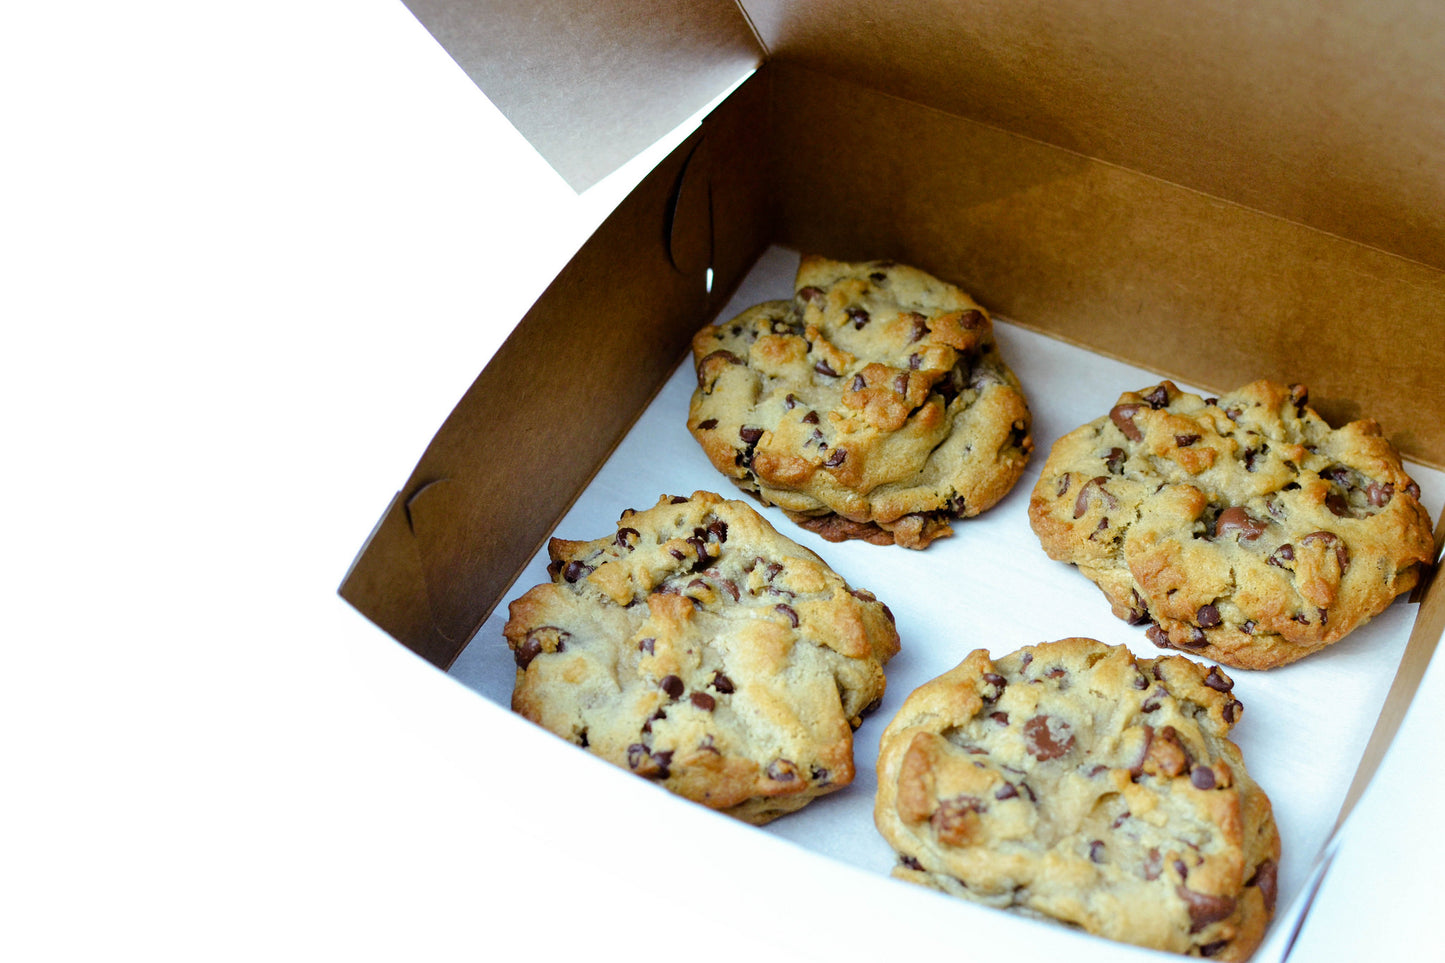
[1023,715,1075,760]
[1177,886,1237,933]
[900,855,923,871]
[1302,530,1351,570]
[869,271,887,282]
[1146,625,1173,649]
[801,410,820,425]
[1073,476,1117,518]
[690,691,716,711]
[711,672,735,694]
[1127,591,1153,626]
[1143,384,1171,408]
[638,637,655,654]
[1223,700,1241,723]
[1191,766,1216,790]
[1105,447,1126,474]
[775,603,799,627]
[1175,433,1200,447]
[514,637,543,669]
[1366,482,1394,507]
[766,759,799,782]
[1112,811,1131,829]
[669,495,689,504]
[811,766,831,785]
[982,672,1008,697]
[851,373,866,391]
[1056,474,1072,497]
[814,360,838,377]
[627,745,672,780]
[696,418,717,430]
[1197,604,1222,628]
[1289,383,1309,409]
[739,426,764,445]
[847,306,870,329]
[1214,506,1267,541]
[1089,840,1106,863]
[994,783,1019,800]
[1200,940,1229,958]
[1199,668,1231,694]
[1142,848,1163,880]
[1325,492,1351,517]
[798,285,824,303]
[824,448,847,467]
[908,313,929,342]
[989,711,1009,725]
[1182,627,1208,648]
[783,393,799,410]
[1268,543,1295,567]
[960,309,985,329]
[615,526,641,549]
[1247,859,1278,913]
[659,675,684,700]
[908,353,922,370]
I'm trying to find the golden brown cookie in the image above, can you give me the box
[504,491,900,824]
[875,638,1280,960]
[687,256,1032,548]
[1029,380,1434,669]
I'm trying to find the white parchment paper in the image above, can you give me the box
[450,245,1444,957]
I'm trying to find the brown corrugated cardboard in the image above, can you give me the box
[340,2,1445,957]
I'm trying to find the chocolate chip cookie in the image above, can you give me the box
[1029,380,1434,669]
[687,255,1032,548]
[874,638,1280,960]
[503,491,900,824]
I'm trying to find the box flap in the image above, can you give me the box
[742,0,1445,270]
[401,0,764,192]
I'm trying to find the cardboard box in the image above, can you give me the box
[340,1,1445,957]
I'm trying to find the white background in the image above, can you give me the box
[5,2,1441,960]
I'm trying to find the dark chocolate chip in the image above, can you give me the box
[514,637,543,669]
[1089,840,1106,863]
[1105,447,1126,474]
[711,672,735,694]
[696,418,718,430]
[1203,666,1233,692]
[1200,940,1229,958]
[1112,401,1151,437]
[824,448,847,467]
[775,603,799,627]
[1023,715,1075,760]
[638,637,655,654]
[1191,766,1216,790]
[846,306,870,329]
[739,426,764,445]
[989,711,1009,726]
[766,759,799,782]
[659,675,685,700]
[690,691,715,711]
[814,360,838,377]
[1214,506,1268,541]
[1143,384,1171,408]
[1197,604,1222,628]
[1177,886,1237,933]
[1247,859,1278,913]
[1175,433,1201,447]
[994,783,1019,800]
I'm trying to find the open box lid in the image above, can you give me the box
[399,0,764,191]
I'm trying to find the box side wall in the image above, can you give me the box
[743,0,1445,272]
[768,63,1445,468]
[340,72,776,665]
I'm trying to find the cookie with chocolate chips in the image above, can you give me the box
[874,638,1279,961]
[687,255,1032,548]
[504,491,900,824]
[1029,380,1434,669]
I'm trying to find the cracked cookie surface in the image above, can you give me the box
[687,255,1032,548]
[1029,380,1434,669]
[504,491,900,824]
[874,638,1279,960]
